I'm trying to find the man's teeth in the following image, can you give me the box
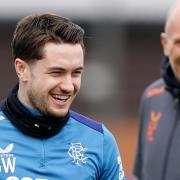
[53,95,69,100]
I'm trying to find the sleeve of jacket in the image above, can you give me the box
[100,124,126,180]
[133,89,149,180]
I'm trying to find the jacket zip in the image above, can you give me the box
[40,139,47,168]
[161,97,180,180]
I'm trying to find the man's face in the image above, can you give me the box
[161,14,180,80]
[21,43,84,118]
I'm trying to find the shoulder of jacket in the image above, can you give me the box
[70,111,103,134]
[144,78,165,98]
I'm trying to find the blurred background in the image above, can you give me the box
[0,0,175,178]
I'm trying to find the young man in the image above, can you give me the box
[0,13,125,179]
[134,1,180,179]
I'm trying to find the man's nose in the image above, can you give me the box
[60,76,74,92]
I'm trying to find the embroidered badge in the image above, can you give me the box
[146,111,161,142]
[0,144,16,174]
[147,86,165,97]
[68,142,88,166]
[0,144,14,154]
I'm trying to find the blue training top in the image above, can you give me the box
[0,110,125,180]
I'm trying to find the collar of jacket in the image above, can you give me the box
[161,56,180,98]
[0,83,69,138]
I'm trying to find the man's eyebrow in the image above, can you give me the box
[74,66,84,71]
[47,66,84,72]
[46,67,65,72]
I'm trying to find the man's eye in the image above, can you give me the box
[175,40,180,46]
[50,72,62,76]
[75,71,82,74]
[73,71,82,76]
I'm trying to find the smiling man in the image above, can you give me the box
[17,42,84,118]
[0,13,125,179]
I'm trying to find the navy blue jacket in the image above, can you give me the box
[134,58,180,180]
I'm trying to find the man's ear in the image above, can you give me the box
[160,32,169,56]
[14,58,29,82]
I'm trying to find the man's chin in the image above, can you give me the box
[47,109,69,118]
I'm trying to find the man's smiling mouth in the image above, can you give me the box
[52,94,70,102]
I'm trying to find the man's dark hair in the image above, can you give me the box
[12,13,85,61]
